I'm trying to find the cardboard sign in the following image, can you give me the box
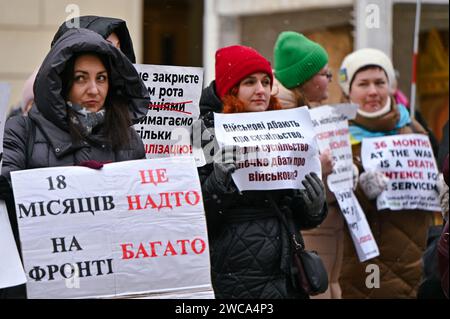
[362,134,439,211]
[335,190,380,262]
[134,64,205,166]
[0,83,27,289]
[11,157,214,299]
[310,104,378,262]
[214,107,321,191]
[309,104,357,192]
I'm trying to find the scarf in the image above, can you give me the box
[349,101,411,145]
[67,102,106,138]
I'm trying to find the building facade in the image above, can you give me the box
[1,0,448,138]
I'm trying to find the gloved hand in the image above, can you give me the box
[203,145,241,195]
[359,170,389,200]
[212,145,241,193]
[437,173,449,221]
[352,164,359,191]
[300,172,326,217]
[0,175,13,201]
[75,160,111,169]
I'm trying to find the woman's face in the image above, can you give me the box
[237,72,271,112]
[349,67,389,113]
[301,64,331,103]
[68,54,109,112]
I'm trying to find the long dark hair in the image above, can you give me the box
[103,94,131,149]
[61,52,131,150]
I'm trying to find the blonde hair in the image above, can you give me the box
[291,86,310,107]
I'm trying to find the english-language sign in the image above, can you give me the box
[361,134,439,211]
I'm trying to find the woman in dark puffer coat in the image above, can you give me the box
[198,45,327,299]
[6,16,137,120]
[0,28,149,298]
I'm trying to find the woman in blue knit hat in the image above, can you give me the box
[273,31,345,299]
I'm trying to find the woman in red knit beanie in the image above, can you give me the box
[198,45,327,299]
[214,45,281,113]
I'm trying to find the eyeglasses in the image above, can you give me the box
[320,71,333,81]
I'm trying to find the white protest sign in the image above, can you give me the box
[133,64,205,166]
[309,104,357,192]
[214,107,321,191]
[362,134,440,211]
[335,190,379,262]
[11,157,214,299]
[309,103,378,262]
[0,200,28,289]
[0,83,27,289]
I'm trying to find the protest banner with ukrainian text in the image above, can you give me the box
[134,64,205,166]
[214,107,321,191]
[309,104,357,192]
[310,104,379,262]
[0,83,28,289]
[11,157,214,298]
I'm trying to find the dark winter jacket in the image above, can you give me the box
[3,28,148,179]
[341,102,434,299]
[0,29,148,299]
[199,82,327,299]
[51,15,136,63]
[438,120,448,171]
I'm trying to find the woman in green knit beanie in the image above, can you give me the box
[273,31,331,107]
[273,31,344,300]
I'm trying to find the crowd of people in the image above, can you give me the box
[0,15,448,299]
